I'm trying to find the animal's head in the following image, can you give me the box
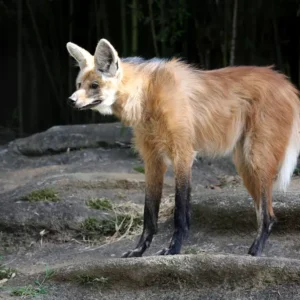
[66,39,122,115]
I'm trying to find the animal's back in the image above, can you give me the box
[174,65,300,161]
[129,59,300,189]
[194,65,300,190]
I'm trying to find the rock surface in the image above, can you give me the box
[8,123,133,156]
[1,122,300,299]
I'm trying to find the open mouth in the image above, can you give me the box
[79,100,102,110]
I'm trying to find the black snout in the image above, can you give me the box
[67,97,76,107]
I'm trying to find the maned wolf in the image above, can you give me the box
[66,38,300,257]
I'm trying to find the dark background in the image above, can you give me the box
[1,0,300,138]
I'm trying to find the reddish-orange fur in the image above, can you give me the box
[91,61,299,227]
[116,62,300,245]
[67,39,300,256]
[113,62,299,187]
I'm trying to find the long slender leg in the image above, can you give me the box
[121,157,167,258]
[156,156,192,255]
[233,145,277,257]
[248,186,277,256]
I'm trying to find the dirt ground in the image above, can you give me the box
[1,123,300,299]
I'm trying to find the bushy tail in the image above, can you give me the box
[276,113,300,192]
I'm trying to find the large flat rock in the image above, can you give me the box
[8,123,133,156]
[4,252,300,299]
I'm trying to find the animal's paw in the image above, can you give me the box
[155,247,178,256]
[248,243,262,257]
[121,248,143,258]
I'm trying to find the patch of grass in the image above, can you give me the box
[82,213,143,238]
[11,285,47,297]
[11,265,55,297]
[82,218,116,236]
[77,274,109,286]
[81,196,174,246]
[183,247,198,255]
[116,214,143,235]
[86,198,113,211]
[0,265,16,281]
[21,188,59,202]
[133,166,145,173]
[81,200,144,242]
[0,255,16,282]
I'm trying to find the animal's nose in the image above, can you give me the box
[67,97,76,107]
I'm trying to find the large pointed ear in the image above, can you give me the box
[94,39,120,77]
[66,42,93,69]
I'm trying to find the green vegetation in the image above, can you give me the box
[82,218,116,236]
[11,265,55,297]
[133,166,145,174]
[86,198,113,211]
[21,188,59,202]
[184,247,198,255]
[76,274,109,287]
[84,196,144,239]
[82,213,143,238]
[0,263,16,281]
[11,285,47,297]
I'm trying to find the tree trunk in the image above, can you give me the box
[159,0,166,56]
[222,0,229,67]
[193,18,203,66]
[272,2,283,71]
[26,0,61,108]
[230,0,238,66]
[17,0,23,135]
[249,0,259,64]
[26,40,38,133]
[148,0,159,57]
[121,0,127,56]
[131,0,138,55]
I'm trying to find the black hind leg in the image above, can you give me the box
[248,193,277,256]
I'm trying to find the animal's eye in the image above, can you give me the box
[90,82,99,89]
[77,82,81,89]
